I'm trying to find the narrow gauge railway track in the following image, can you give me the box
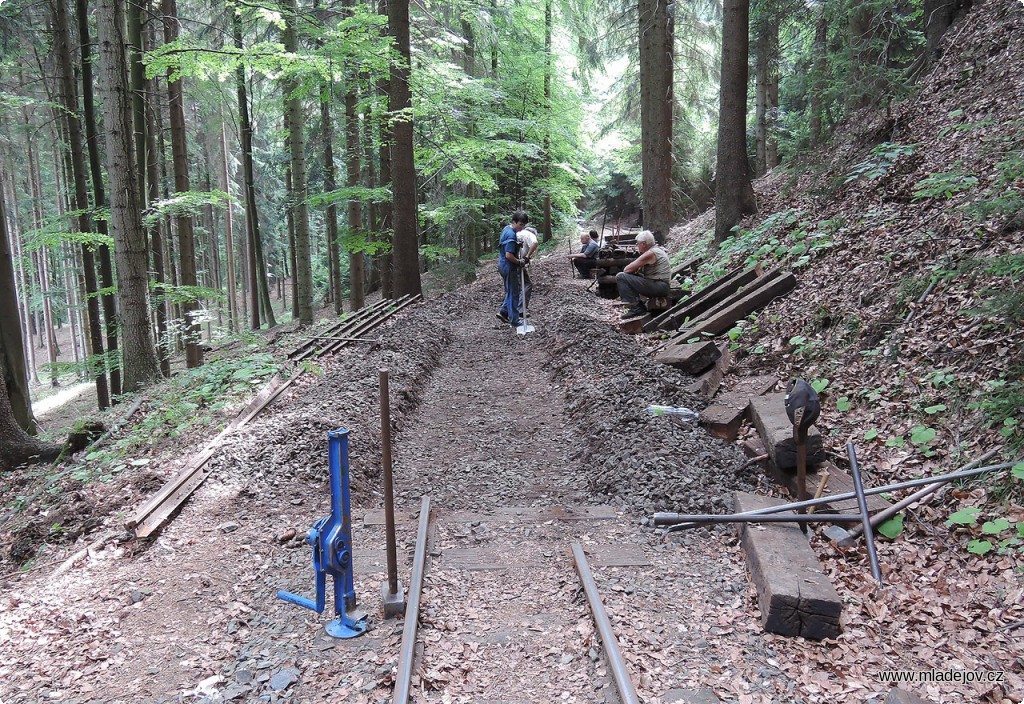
[391,498,641,704]
[127,294,421,539]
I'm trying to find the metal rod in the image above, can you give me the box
[653,460,1019,527]
[665,513,869,524]
[842,449,1000,542]
[848,443,883,585]
[393,496,430,704]
[571,543,641,704]
[380,369,398,596]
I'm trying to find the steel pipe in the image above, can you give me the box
[848,443,883,585]
[654,460,1019,528]
[571,543,641,704]
[393,496,431,704]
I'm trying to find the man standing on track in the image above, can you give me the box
[497,211,529,326]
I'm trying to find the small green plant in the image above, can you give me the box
[810,378,829,393]
[912,170,979,201]
[836,396,853,412]
[864,428,879,441]
[844,142,916,184]
[944,493,1024,556]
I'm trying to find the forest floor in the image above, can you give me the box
[0,224,1020,704]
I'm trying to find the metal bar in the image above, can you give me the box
[393,496,431,704]
[843,450,998,542]
[380,369,399,595]
[663,513,869,524]
[848,443,883,585]
[653,460,1019,528]
[571,543,641,704]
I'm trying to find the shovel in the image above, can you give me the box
[516,264,535,335]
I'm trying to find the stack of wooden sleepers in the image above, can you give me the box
[644,262,797,346]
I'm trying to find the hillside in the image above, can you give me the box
[671,0,1022,502]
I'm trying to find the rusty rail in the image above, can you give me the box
[393,496,432,704]
[127,295,421,539]
[571,543,641,704]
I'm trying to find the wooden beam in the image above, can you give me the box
[684,344,731,398]
[654,340,721,374]
[735,492,843,640]
[675,271,796,342]
[699,375,778,440]
[645,264,758,332]
[748,393,825,470]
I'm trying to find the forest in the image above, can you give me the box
[0,0,981,456]
[1,0,1022,699]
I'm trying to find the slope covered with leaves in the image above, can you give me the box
[664,1,1022,699]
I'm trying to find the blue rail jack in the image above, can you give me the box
[277,428,369,639]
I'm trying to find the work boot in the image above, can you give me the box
[496,311,511,325]
[622,303,647,318]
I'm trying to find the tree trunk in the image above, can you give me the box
[53,0,110,410]
[6,172,40,387]
[0,187,36,434]
[714,0,758,246]
[345,54,365,310]
[147,70,171,377]
[766,62,779,170]
[377,0,394,299]
[387,0,422,297]
[755,28,768,177]
[846,0,876,110]
[321,87,344,314]
[163,0,203,368]
[220,121,239,331]
[22,131,59,388]
[282,0,314,325]
[128,0,148,204]
[0,353,61,472]
[809,4,827,146]
[98,0,162,392]
[78,0,121,398]
[639,0,674,242]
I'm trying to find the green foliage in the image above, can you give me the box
[151,282,226,305]
[911,170,978,201]
[877,514,903,539]
[143,191,233,228]
[844,143,916,184]
[835,396,852,412]
[958,255,1024,327]
[945,502,1024,557]
[811,378,829,393]
[969,375,1024,449]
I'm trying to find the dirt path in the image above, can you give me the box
[0,242,1019,704]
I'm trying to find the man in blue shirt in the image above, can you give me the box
[569,230,600,278]
[497,211,529,325]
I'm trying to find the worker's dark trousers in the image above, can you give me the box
[615,272,669,305]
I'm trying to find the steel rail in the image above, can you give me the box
[129,297,422,539]
[393,496,431,704]
[289,298,395,362]
[571,543,641,704]
[654,460,1019,529]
